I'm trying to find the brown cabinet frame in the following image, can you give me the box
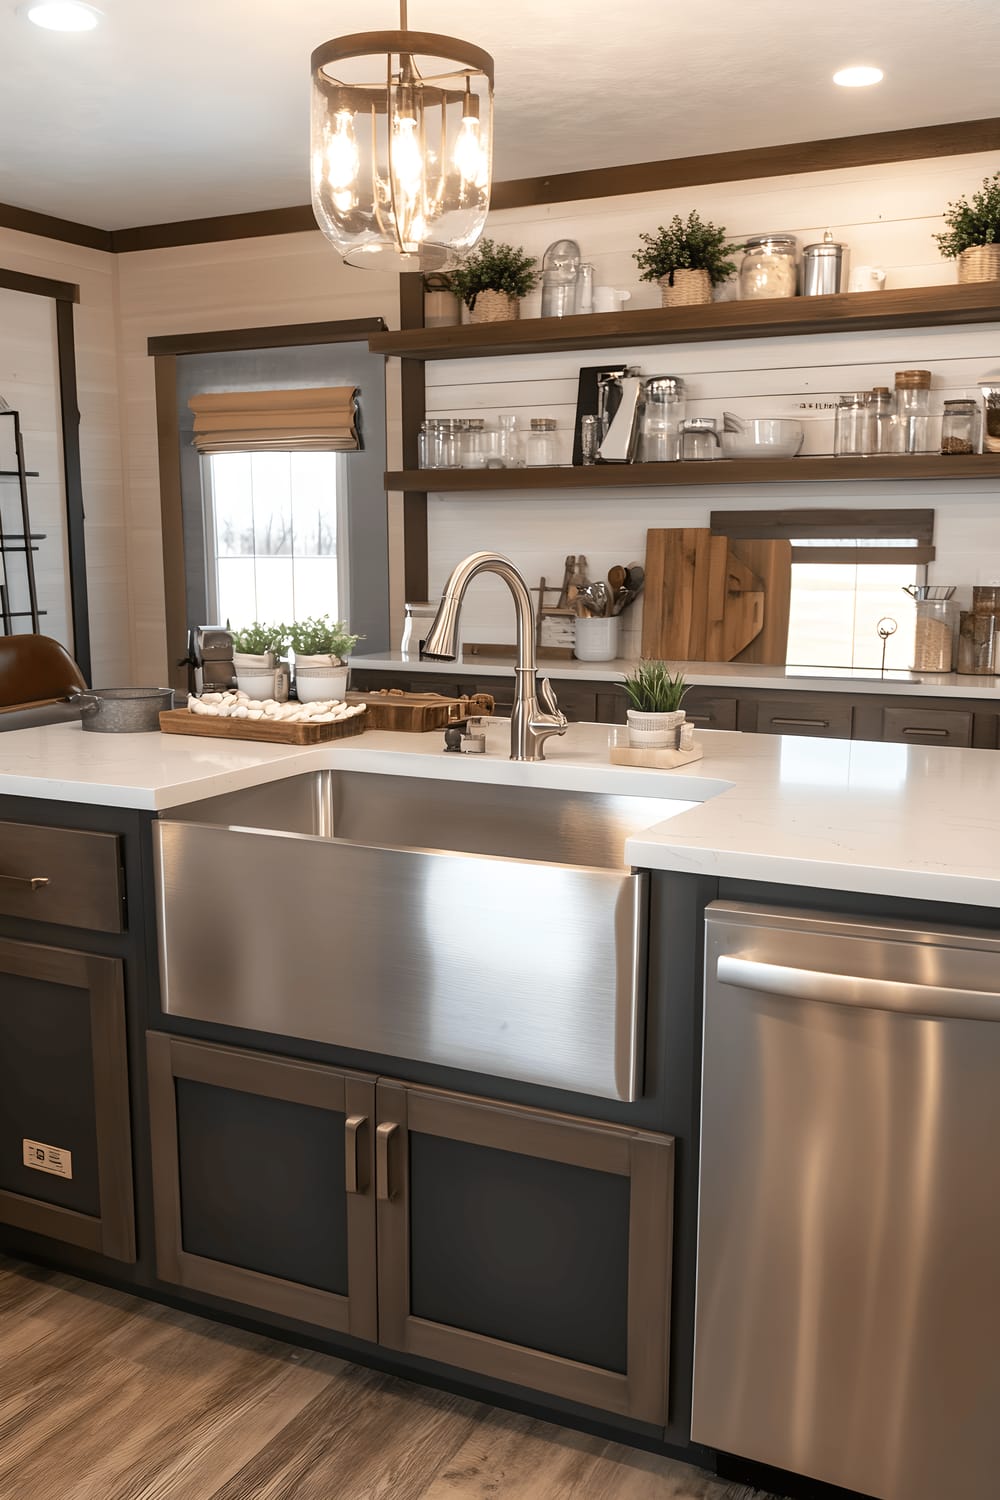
[375,1080,674,1425]
[0,936,134,1261]
[147,1033,377,1339]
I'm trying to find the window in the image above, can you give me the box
[203,451,346,628]
[712,509,934,671]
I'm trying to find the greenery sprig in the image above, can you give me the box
[622,661,688,714]
[934,174,1000,258]
[449,239,539,310]
[283,616,361,660]
[634,212,743,287]
[229,622,283,657]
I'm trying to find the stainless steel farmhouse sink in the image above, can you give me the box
[154,770,696,1100]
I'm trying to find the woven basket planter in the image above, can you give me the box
[470,290,519,323]
[660,269,713,307]
[957,244,1000,283]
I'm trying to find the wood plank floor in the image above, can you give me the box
[0,1254,773,1500]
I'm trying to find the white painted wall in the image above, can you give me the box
[0,228,128,683]
[425,148,1000,652]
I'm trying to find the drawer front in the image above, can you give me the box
[683,692,739,732]
[879,706,973,747]
[0,822,123,932]
[752,697,854,739]
[549,683,598,723]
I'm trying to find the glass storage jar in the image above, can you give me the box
[905,585,959,672]
[940,398,981,455]
[834,393,871,456]
[739,234,798,300]
[525,417,558,467]
[893,370,932,454]
[866,387,895,455]
[679,417,721,460]
[434,418,464,469]
[495,413,525,467]
[639,375,686,461]
[461,417,497,468]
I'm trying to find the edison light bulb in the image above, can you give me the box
[326,109,359,211]
[453,114,487,188]
[391,114,424,199]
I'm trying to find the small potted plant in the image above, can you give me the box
[286,616,362,702]
[634,212,742,308]
[622,661,689,748]
[230,622,284,694]
[934,173,1000,283]
[423,271,461,328]
[449,238,539,324]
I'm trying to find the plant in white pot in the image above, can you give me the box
[634,212,742,308]
[287,616,361,703]
[230,622,284,695]
[934,172,1000,283]
[623,661,688,748]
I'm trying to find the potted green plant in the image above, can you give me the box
[622,661,689,748]
[423,271,461,328]
[934,173,1000,283]
[286,616,362,702]
[634,213,742,308]
[230,622,285,693]
[449,238,540,324]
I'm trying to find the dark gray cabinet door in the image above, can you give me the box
[0,937,134,1261]
[147,1034,377,1339]
[375,1081,674,1425]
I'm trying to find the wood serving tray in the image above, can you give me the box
[609,743,704,770]
[159,708,367,746]
[345,689,494,732]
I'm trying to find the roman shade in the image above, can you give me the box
[188,387,359,453]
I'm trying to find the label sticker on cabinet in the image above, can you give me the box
[22,1139,73,1179]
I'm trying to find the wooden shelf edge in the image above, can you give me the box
[385,454,1000,492]
[369,282,1000,360]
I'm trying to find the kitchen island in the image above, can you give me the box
[0,718,997,1500]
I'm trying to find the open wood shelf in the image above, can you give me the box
[369,283,1000,361]
[386,453,1000,492]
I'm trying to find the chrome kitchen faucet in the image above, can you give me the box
[423,551,568,762]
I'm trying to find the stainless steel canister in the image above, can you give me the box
[801,230,848,296]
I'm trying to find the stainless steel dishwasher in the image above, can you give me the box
[693,901,1000,1500]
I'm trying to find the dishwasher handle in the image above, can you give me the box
[717,954,1000,1024]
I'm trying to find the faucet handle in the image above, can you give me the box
[539,677,567,724]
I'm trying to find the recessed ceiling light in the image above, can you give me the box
[833,65,884,88]
[24,1,102,31]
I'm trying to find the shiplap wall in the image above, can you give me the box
[0,228,128,681]
[115,232,399,683]
[426,148,1000,651]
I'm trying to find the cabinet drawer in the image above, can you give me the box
[879,706,973,747]
[549,683,597,722]
[752,697,854,739]
[0,822,123,932]
[683,693,738,732]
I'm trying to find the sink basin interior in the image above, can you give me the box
[163,770,694,870]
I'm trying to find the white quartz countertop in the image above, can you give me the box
[351,651,1000,700]
[1,718,1000,907]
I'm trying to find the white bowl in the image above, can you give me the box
[721,419,805,459]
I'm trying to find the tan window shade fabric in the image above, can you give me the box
[189,387,359,454]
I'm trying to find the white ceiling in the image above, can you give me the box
[2,0,999,231]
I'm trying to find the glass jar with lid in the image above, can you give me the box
[739,234,798,300]
[834,393,871,457]
[461,417,497,468]
[679,417,721,460]
[639,375,686,461]
[905,584,959,672]
[940,398,981,455]
[434,417,464,469]
[495,413,525,467]
[893,370,932,454]
[866,387,895,455]
[525,417,558,467]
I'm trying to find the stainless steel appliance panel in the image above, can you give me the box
[153,785,650,1100]
[693,901,1000,1500]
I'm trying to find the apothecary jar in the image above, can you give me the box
[739,234,798,300]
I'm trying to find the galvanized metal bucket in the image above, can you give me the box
[75,686,174,732]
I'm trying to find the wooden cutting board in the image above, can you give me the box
[641,528,765,662]
[159,709,366,745]
[344,690,495,731]
[728,538,792,664]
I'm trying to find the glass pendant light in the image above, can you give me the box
[311,2,494,272]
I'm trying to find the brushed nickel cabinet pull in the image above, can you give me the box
[901,726,948,737]
[688,714,712,723]
[0,874,49,892]
[770,717,829,728]
[345,1114,368,1195]
[376,1121,398,1201]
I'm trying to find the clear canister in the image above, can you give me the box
[431,417,463,469]
[834,393,871,457]
[893,370,932,454]
[866,387,895,455]
[640,375,686,461]
[739,234,798,300]
[906,585,959,672]
[958,611,998,675]
[461,417,496,468]
[940,398,981,455]
[495,413,524,467]
[679,417,720,460]
[525,417,558,467]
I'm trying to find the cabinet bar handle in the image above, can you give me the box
[376,1121,398,1201]
[688,714,712,723]
[0,874,49,891]
[345,1114,368,1195]
[770,717,830,728]
[901,726,949,737]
